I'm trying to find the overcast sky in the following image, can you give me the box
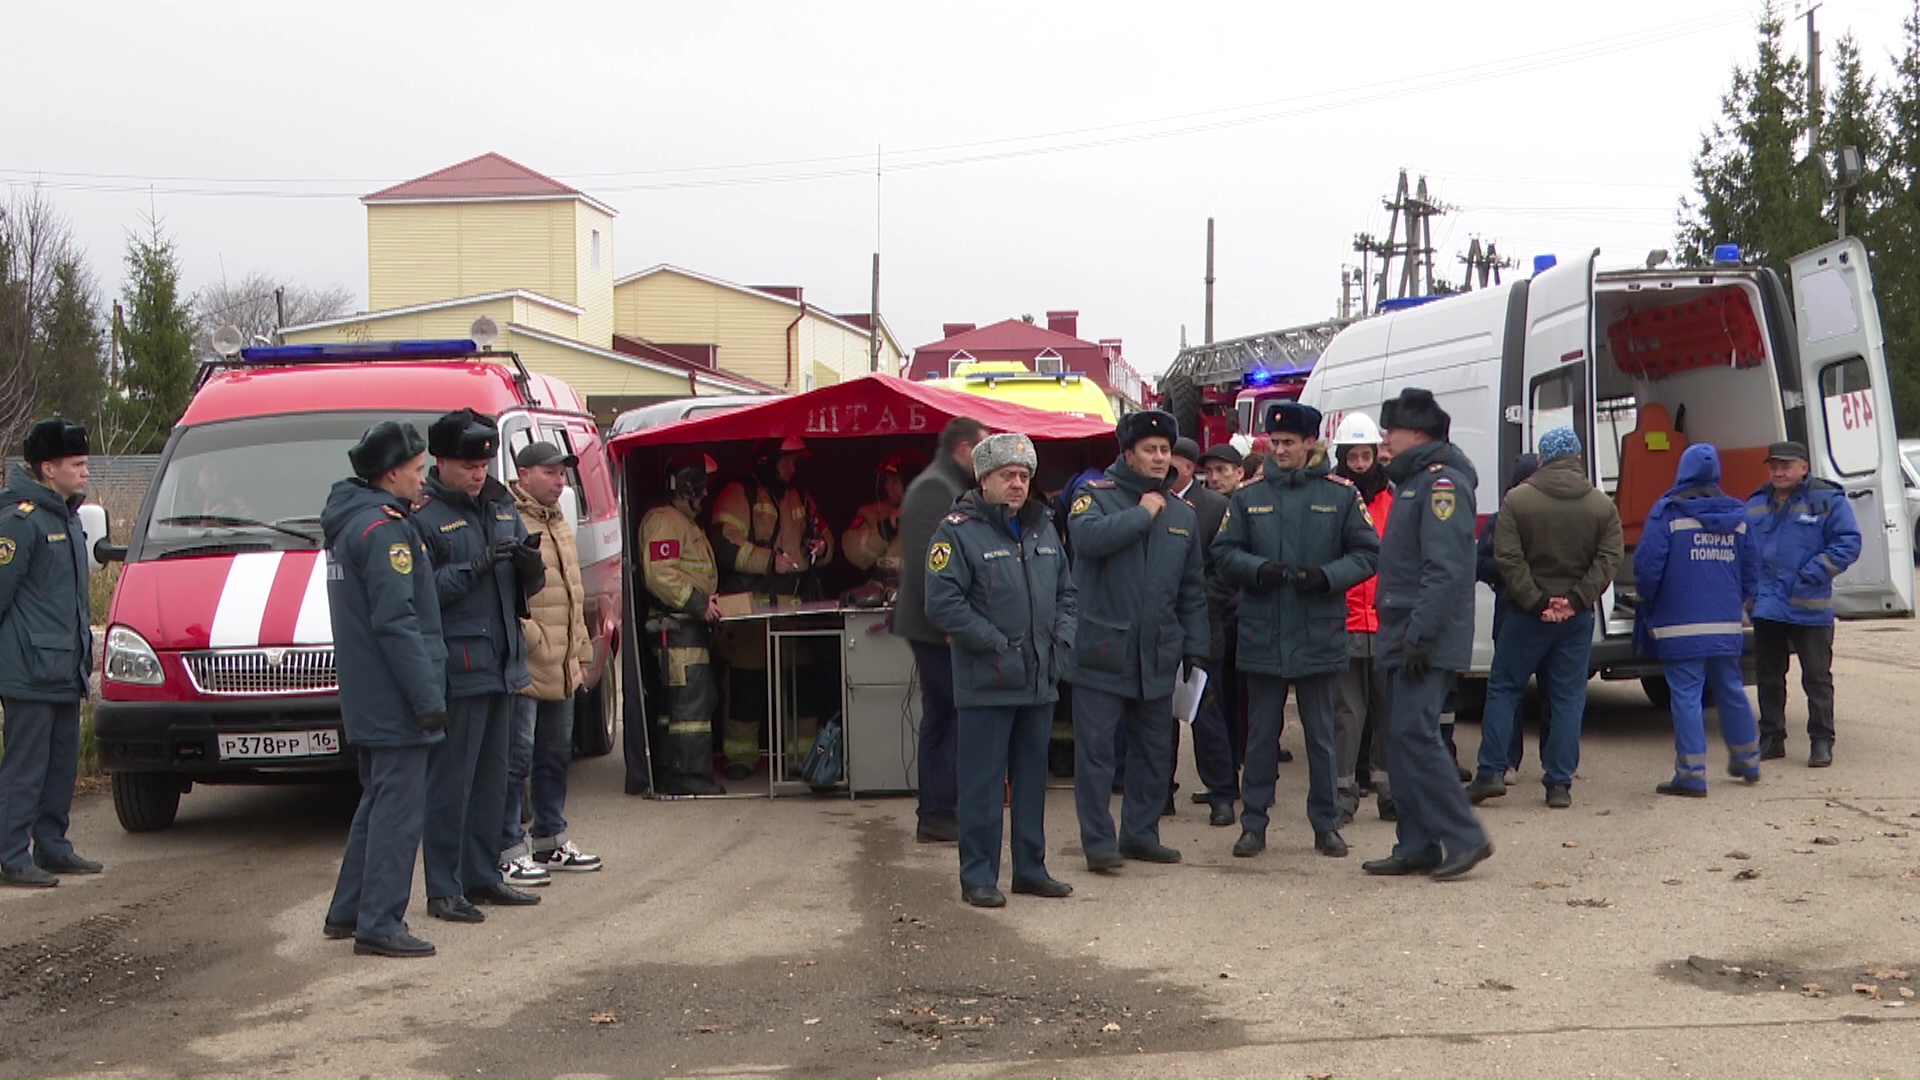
[7,0,1918,379]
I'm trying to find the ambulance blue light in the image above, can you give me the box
[1533,254,1558,275]
[1712,243,1742,265]
[238,339,481,363]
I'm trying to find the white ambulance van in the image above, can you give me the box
[1298,237,1913,700]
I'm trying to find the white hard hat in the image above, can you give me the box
[1229,434,1255,456]
[1333,413,1382,446]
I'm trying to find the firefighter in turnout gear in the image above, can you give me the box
[639,452,726,796]
[842,450,926,589]
[709,436,835,777]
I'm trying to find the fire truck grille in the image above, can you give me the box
[184,648,337,695]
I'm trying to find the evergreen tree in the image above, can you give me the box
[112,212,196,453]
[1676,1,1825,274]
[35,255,107,434]
[1879,6,1920,429]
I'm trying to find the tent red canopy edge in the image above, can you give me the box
[609,373,1116,459]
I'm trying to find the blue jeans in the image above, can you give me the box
[956,703,1053,889]
[0,698,81,872]
[1665,656,1761,789]
[499,695,574,860]
[911,641,958,825]
[1072,685,1173,855]
[1476,609,1593,790]
[425,693,510,899]
[327,745,430,940]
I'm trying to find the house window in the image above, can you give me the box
[591,230,602,272]
[947,349,977,377]
[1035,348,1064,374]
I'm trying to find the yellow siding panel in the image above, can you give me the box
[575,206,615,348]
[613,271,796,390]
[505,333,688,398]
[281,298,521,345]
[510,295,582,338]
[367,200,580,311]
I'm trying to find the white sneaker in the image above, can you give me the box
[500,854,551,887]
[533,840,602,872]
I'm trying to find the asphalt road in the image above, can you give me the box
[5,620,1920,1079]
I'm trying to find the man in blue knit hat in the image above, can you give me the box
[1469,425,1622,810]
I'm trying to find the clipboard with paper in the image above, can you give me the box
[1171,665,1208,723]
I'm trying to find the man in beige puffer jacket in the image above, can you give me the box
[497,442,601,884]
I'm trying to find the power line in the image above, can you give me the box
[1,5,1759,202]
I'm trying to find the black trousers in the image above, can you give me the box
[1753,618,1836,743]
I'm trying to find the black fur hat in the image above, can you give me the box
[1266,402,1323,439]
[427,408,499,460]
[1117,409,1179,450]
[23,417,89,464]
[349,421,428,481]
[1379,388,1450,441]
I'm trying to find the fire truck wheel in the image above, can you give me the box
[112,771,183,833]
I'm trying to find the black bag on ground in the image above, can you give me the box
[797,711,845,792]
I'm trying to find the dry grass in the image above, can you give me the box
[86,478,144,625]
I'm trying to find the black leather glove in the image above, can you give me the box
[509,539,545,578]
[1293,565,1331,594]
[1256,562,1292,590]
[1181,654,1208,680]
[420,709,448,734]
[1399,643,1433,684]
[471,538,518,574]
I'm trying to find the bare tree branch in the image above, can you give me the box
[193,272,355,355]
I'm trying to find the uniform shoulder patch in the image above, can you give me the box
[928,541,953,572]
[1086,480,1117,489]
[1426,463,1445,472]
[1070,494,1093,515]
[0,536,15,565]
[649,538,681,561]
[1432,477,1455,489]
[13,501,33,517]
[1324,473,1354,486]
[383,505,404,519]
[1429,485,1458,522]
[944,511,971,524]
[388,542,414,575]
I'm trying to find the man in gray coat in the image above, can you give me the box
[1067,410,1209,870]
[1363,388,1492,881]
[892,416,986,843]
[1213,403,1380,860]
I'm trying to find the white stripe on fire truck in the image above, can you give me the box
[292,551,332,645]
[208,551,283,648]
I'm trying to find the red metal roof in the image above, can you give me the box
[917,319,1092,352]
[364,152,585,203]
[180,362,535,426]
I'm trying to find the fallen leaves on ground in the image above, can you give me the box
[589,1010,618,1025]
[1725,850,1752,860]
[1865,967,1912,981]
[1734,868,1761,881]
[1854,983,1885,1000]
[1812,836,1841,846]
[1802,983,1829,998]
[1567,898,1613,908]
[1479,978,1516,991]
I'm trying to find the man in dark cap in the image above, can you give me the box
[1214,403,1379,859]
[1364,388,1492,881]
[0,417,100,887]
[1066,409,1208,869]
[1745,440,1859,767]
[411,409,546,923]
[321,420,443,956]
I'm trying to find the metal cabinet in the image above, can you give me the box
[841,611,920,795]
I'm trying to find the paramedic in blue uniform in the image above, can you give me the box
[1212,402,1379,860]
[1363,389,1492,881]
[1633,443,1764,795]
[1745,440,1860,768]
[924,433,1077,908]
[321,421,444,957]
[0,418,101,888]
[412,409,546,923]
[1066,410,1209,870]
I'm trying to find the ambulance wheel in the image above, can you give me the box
[574,661,618,758]
[112,771,181,833]
[1641,675,1672,710]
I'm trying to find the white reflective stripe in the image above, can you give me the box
[1735,522,1747,533]
[1649,621,1745,639]
[209,552,283,648]
[572,515,624,568]
[1669,517,1703,532]
[292,552,333,645]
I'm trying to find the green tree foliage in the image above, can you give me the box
[0,190,106,451]
[36,255,107,435]
[111,213,196,454]
[1879,9,1920,430]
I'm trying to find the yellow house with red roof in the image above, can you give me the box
[282,153,902,420]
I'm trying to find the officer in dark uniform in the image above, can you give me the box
[321,421,445,957]
[411,409,546,922]
[924,433,1077,908]
[1066,409,1209,870]
[1213,402,1380,860]
[1363,388,1492,881]
[0,418,100,888]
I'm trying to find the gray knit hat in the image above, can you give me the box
[972,432,1037,480]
